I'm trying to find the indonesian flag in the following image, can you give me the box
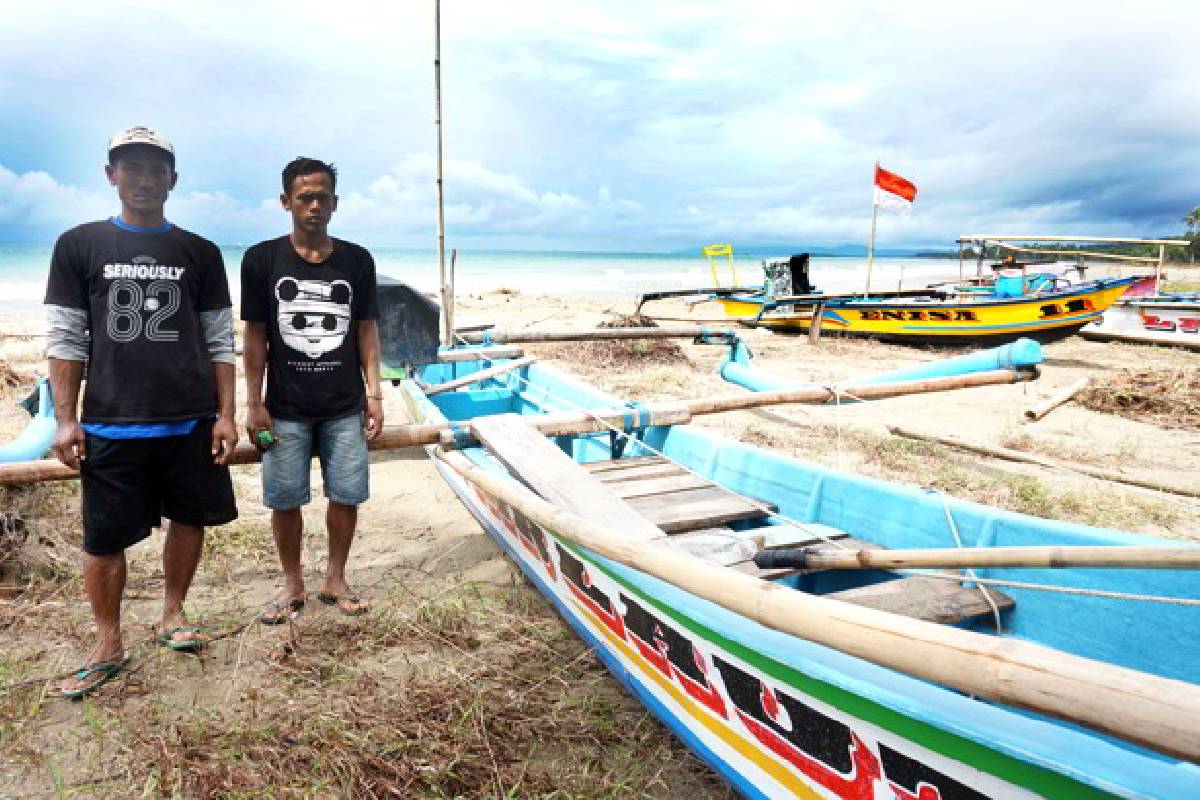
[874,165,917,214]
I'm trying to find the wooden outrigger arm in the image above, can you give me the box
[0,368,1035,486]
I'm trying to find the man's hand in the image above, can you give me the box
[53,420,85,470]
[212,415,238,465]
[365,396,384,442]
[246,403,273,443]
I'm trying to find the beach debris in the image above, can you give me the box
[1076,369,1200,432]
[544,313,690,367]
[0,359,32,390]
[887,423,1200,499]
[1024,376,1092,422]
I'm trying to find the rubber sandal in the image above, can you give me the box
[259,597,305,626]
[156,626,208,652]
[60,657,129,701]
[316,592,369,616]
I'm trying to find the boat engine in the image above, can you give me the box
[764,253,816,299]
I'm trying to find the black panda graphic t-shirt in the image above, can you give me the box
[44,220,230,423]
[240,236,379,422]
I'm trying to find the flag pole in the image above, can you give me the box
[434,0,451,347]
[865,161,879,297]
[1154,243,1165,295]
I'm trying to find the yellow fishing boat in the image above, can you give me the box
[718,277,1137,344]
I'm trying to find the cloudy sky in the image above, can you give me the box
[1,1,1195,251]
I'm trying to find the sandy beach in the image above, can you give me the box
[1,292,1198,796]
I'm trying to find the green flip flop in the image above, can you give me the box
[156,626,208,652]
[61,657,129,701]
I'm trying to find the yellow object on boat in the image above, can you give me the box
[702,243,738,287]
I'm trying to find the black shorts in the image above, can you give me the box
[80,418,238,556]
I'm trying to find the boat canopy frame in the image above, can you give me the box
[956,234,1191,293]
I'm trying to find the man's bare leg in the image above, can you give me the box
[162,521,206,645]
[320,501,366,613]
[60,551,125,693]
[266,508,306,618]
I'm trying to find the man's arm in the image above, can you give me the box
[47,357,86,470]
[211,362,237,463]
[243,321,272,440]
[45,302,90,470]
[358,319,383,441]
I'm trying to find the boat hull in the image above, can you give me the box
[395,371,1190,799]
[718,280,1135,345]
[1080,297,1200,349]
[425,453,1047,800]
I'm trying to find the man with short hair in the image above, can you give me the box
[45,126,238,699]
[241,157,383,624]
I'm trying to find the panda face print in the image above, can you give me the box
[275,277,352,359]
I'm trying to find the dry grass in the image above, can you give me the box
[732,417,1184,533]
[2,583,731,799]
[1077,369,1200,432]
[544,314,690,371]
[0,364,79,598]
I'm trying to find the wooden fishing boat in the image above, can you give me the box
[715,277,1137,345]
[636,249,1139,345]
[393,346,1200,799]
[957,235,1199,350]
[1080,293,1200,350]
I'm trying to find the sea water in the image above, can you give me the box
[0,242,964,310]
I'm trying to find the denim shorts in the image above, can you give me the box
[262,414,369,509]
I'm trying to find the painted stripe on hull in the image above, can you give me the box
[432,458,771,800]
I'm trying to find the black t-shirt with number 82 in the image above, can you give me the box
[44,220,231,423]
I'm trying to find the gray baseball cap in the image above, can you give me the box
[107,126,175,165]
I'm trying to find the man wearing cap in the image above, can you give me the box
[45,126,238,698]
[241,157,382,624]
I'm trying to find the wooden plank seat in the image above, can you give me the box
[583,455,670,474]
[596,463,692,483]
[607,473,713,499]
[584,457,777,533]
[825,576,1015,626]
[626,485,776,533]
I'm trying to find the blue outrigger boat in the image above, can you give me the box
[387,333,1200,800]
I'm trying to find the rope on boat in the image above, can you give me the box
[890,570,1200,606]
[940,498,1004,630]
[446,339,1200,607]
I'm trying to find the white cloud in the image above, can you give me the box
[1,1,1197,249]
[0,167,110,231]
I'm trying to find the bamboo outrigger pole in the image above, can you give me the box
[433,447,1200,761]
[434,0,451,347]
[0,368,1036,487]
[757,544,1200,571]
[457,326,736,343]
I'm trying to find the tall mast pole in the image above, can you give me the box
[865,160,879,297]
[434,0,451,346]
[1154,243,1165,295]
